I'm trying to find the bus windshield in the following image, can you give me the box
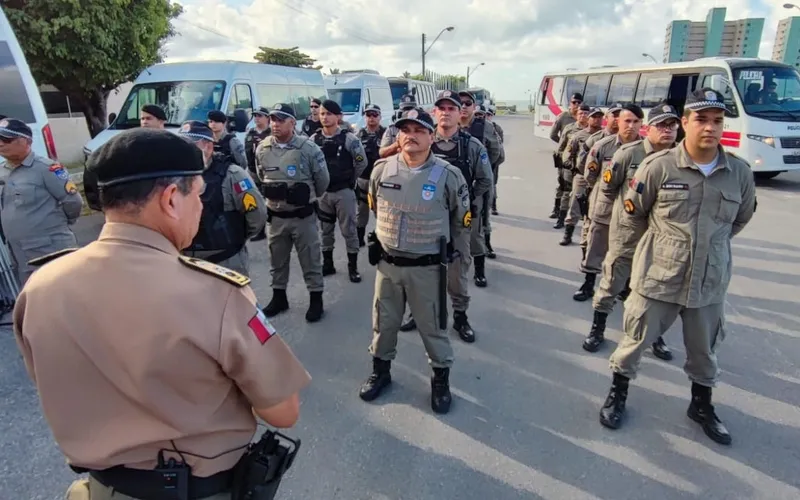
[733,66,800,121]
[112,80,227,129]
[389,82,408,109]
[327,88,361,114]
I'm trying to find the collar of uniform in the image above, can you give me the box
[98,222,179,255]
[677,142,729,172]
[642,138,656,155]
[281,134,304,149]
[18,151,37,168]
[435,129,459,142]
[398,152,437,170]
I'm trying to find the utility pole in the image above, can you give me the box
[421,34,426,77]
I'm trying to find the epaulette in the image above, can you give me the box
[725,151,752,169]
[178,256,251,287]
[619,139,644,151]
[27,248,79,267]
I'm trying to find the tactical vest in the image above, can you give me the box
[357,126,386,180]
[302,118,321,137]
[431,131,473,191]
[257,136,315,211]
[313,130,355,192]
[186,156,247,260]
[468,117,486,147]
[214,133,235,164]
[245,128,271,174]
[374,156,450,255]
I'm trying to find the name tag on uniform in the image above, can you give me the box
[379,182,401,190]
[662,182,689,190]
[629,164,639,170]
[263,167,279,172]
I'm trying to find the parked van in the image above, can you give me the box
[0,7,58,169]
[388,77,437,113]
[82,60,328,158]
[324,70,394,131]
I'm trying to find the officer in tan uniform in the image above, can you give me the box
[13,127,311,500]
[359,108,470,414]
[256,103,330,322]
[582,103,680,356]
[483,104,504,257]
[559,107,603,246]
[573,104,643,301]
[553,105,589,229]
[548,92,582,218]
[598,89,756,446]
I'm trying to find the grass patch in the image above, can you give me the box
[65,162,84,173]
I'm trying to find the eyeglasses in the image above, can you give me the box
[653,121,679,131]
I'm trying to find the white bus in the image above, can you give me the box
[466,87,493,108]
[387,77,437,113]
[534,57,800,179]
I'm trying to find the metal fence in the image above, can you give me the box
[420,70,468,92]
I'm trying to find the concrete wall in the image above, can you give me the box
[49,117,91,165]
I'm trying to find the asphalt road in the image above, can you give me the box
[2,116,799,499]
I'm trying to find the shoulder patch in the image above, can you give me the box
[27,247,78,267]
[178,256,251,287]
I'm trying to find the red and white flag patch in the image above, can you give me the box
[248,308,277,344]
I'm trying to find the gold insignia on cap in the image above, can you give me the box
[179,256,251,287]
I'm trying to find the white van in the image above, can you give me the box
[324,71,394,131]
[388,77,437,113]
[83,60,328,158]
[0,7,57,168]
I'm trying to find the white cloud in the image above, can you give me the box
[164,0,778,100]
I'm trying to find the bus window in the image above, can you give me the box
[390,81,407,108]
[607,73,639,105]
[733,66,800,121]
[583,74,611,106]
[226,83,253,116]
[635,72,671,107]
[699,71,738,117]
[0,41,36,123]
[562,76,586,105]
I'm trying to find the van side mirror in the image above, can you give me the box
[229,109,249,133]
[108,113,117,124]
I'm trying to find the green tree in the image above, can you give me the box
[2,0,182,138]
[329,68,340,74]
[401,70,411,78]
[253,46,323,69]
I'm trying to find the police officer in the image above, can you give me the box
[379,93,417,158]
[179,121,267,276]
[574,104,644,301]
[14,128,311,500]
[483,105,504,258]
[548,92,583,218]
[553,104,589,229]
[312,100,368,283]
[244,107,272,242]
[0,118,83,285]
[256,103,329,322]
[583,103,680,356]
[598,89,756,446]
[355,104,386,247]
[301,98,323,137]
[559,107,603,246]
[208,110,248,168]
[359,108,470,414]
[140,104,166,129]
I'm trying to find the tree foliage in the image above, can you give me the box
[408,73,466,84]
[329,68,340,74]
[253,46,322,69]
[2,0,183,138]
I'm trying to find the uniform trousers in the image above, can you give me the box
[558,168,574,212]
[318,189,359,254]
[593,254,632,314]
[580,220,609,274]
[566,173,587,226]
[470,196,487,256]
[610,291,726,387]
[369,259,454,368]
[268,213,323,292]
[355,178,371,229]
[11,231,77,285]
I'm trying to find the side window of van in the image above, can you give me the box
[227,83,253,115]
[0,41,36,123]
[257,84,292,112]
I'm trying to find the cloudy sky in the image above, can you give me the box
[164,0,792,100]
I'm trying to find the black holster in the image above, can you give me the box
[231,430,301,500]
[552,152,563,170]
[367,231,384,266]
[577,195,589,217]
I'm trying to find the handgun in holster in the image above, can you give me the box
[231,429,301,500]
[552,152,563,170]
[577,195,589,217]
[367,231,384,266]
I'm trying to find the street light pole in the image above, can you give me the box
[466,62,485,87]
[642,53,658,64]
[421,26,455,78]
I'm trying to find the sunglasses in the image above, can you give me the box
[310,105,320,109]
[0,136,17,144]
[365,112,380,118]
[571,100,582,105]
[461,100,474,107]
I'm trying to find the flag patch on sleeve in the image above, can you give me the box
[248,308,277,344]
[234,178,254,194]
[628,178,644,193]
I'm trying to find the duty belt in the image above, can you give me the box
[384,253,441,267]
[73,465,233,500]
[267,204,315,219]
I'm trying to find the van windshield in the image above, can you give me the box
[734,66,800,121]
[112,80,227,129]
[0,41,36,123]
[327,88,361,114]
[389,82,408,109]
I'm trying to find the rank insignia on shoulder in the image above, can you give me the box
[27,247,79,266]
[355,155,364,162]
[367,192,374,210]
[242,192,258,213]
[463,211,472,228]
[179,256,251,287]
[623,199,635,214]
[602,170,612,183]
[587,161,598,172]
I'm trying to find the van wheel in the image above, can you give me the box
[754,171,782,180]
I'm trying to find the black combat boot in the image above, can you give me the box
[357,226,366,248]
[431,367,452,414]
[485,234,496,259]
[322,250,336,276]
[251,229,267,242]
[549,197,560,219]
[553,210,567,229]
[347,253,361,283]
[399,316,417,332]
[491,198,498,215]
[651,336,673,361]
[453,311,475,343]
[359,358,392,401]
[573,273,596,301]
[473,255,488,287]
[262,289,289,317]
[687,383,731,445]
[582,310,607,352]
[305,291,324,322]
[559,224,575,246]
[599,372,629,429]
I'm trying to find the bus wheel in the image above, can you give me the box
[754,171,782,180]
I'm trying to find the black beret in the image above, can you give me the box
[141,105,166,121]
[621,103,644,119]
[87,128,204,188]
[321,100,342,115]
[207,110,227,123]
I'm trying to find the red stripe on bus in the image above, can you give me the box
[720,139,740,148]
[539,120,554,126]
[722,131,741,139]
